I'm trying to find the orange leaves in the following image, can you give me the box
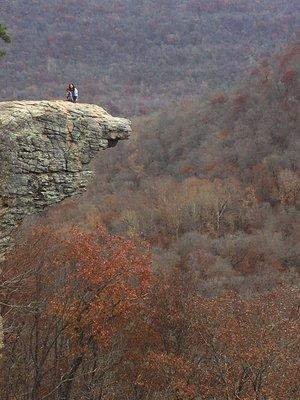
[3,223,152,351]
[276,43,300,71]
[186,287,300,399]
[125,264,300,400]
[210,92,229,105]
[218,129,230,140]
[136,352,196,399]
[277,169,300,206]
[233,93,248,113]
[2,223,299,399]
[280,69,298,87]
[180,165,196,175]
[47,226,151,347]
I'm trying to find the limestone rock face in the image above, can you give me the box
[0,100,131,260]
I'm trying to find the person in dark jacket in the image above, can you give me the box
[66,83,78,102]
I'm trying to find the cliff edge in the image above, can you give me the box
[0,100,131,260]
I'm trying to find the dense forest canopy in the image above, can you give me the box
[1,0,299,114]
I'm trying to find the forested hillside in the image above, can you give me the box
[1,0,299,114]
[1,42,298,399]
[1,1,299,397]
[39,41,300,294]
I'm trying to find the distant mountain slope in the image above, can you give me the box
[36,42,299,293]
[1,0,299,115]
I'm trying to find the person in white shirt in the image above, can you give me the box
[66,83,78,103]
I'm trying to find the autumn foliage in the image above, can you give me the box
[0,19,299,400]
[1,226,151,399]
[210,92,229,105]
[1,233,298,399]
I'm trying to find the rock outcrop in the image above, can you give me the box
[0,100,131,260]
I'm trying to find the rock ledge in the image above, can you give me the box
[0,100,131,259]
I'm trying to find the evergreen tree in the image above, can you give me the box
[0,24,11,58]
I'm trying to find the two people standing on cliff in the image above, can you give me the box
[66,83,78,103]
